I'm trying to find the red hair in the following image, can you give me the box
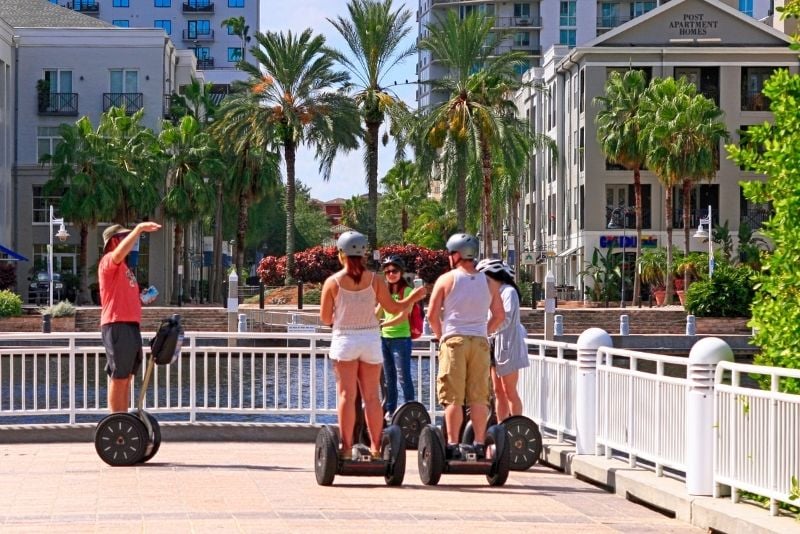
[343,256,365,284]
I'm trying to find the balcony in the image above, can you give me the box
[67,1,99,14]
[182,29,215,41]
[182,1,214,13]
[38,93,79,116]
[492,16,543,29]
[103,92,143,114]
[164,94,175,119]
[196,58,215,69]
[597,16,633,29]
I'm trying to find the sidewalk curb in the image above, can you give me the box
[541,439,800,533]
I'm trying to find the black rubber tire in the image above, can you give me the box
[391,401,430,450]
[502,415,542,471]
[140,412,161,463]
[382,425,406,486]
[315,426,338,486]
[417,425,444,486]
[94,413,147,466]
[462,410,497,444]
[485,424,511,486]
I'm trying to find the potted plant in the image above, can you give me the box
[36,79,50,113]
[638,248,668,305]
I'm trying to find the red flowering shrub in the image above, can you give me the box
[378,244,449,283]
[291,246,340,283]
[256,255,286,286]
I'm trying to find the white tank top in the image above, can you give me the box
[442,270,491,340]
[332,272,380,333]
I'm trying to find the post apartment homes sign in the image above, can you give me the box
[670,13,719,36]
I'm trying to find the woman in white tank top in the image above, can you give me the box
[320,232,426,458]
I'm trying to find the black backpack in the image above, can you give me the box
[150,314,184,365]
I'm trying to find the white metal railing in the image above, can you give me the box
[596,347,689,476]
[520,338,578,440]
[0,332,439,425]
[714,360,800,516]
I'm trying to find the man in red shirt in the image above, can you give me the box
[99,222,161,413]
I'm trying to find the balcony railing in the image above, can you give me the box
[493,16,543,28]
[196,58,215,69]
[183,29,215,41]
[103,92,143,113]
[67,1,99,13]
[740,204,772,230]
[742,91,770,112]
[596,16,633,28]
[182,1,214,12]
[38,93,79,116]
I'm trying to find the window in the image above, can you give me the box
[579,69,585,113]
[741,67,778,111]
[188,20,211,37]
[32,185,61,223]
[44,69,73,94]
[227,25,236,35]
[579,126,584,172]
[739,186,771,230]
[110,69,138,93]
[739,0,753,17]
[514,3,531,17]
[514,32,531,47]
[113,0,129,6]
[112,20,130,27]
[194,47,211,60]
[227,48,242,62]
[560,1,576,26]
[630,1,656,18]
[154,0,171,7]
[559,29,576,47]
[599,3,618,26]
[228,0,244,6]
[33,243,77,275]
[672,184,718,229]
[37,127,62,160]
[606,184,652,229]
[513,59,530,77]
[154,20,172,35]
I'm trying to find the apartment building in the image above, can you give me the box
[513,0,797,295]
[0,0,198,302]
[416,0,771,109]
[49,0,258,87]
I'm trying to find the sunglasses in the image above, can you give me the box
[383,269,401,275]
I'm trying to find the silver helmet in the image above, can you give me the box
[445,233,479,260]
[336,231,368,257]
[476,258,515,278]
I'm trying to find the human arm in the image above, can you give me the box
[426,273,451,340]
[380,287,412,327]
[374,277,426,314]
[319,276,338,326]
[110,222,161,265]
[486,279,506,335]
[495,285,515,333]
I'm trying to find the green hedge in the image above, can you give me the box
[0,289,22,317]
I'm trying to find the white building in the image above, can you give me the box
[48,0,258,87]
[514,0,797,298]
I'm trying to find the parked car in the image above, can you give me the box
[28,272,63,304]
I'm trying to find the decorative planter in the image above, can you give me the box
[653,289,666,306]
[677,290,686,306]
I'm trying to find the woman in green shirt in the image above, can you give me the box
[377,256,415,415]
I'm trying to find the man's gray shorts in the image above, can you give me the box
[101,323,143,378]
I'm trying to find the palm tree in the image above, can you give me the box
[168,77,218,124]
[230,29,360,283]
[160,115,222,304]
[220,15,251,64]
[381,160,427,238]
[329,0,415,252]
[342,194,369,233]
[594,69,649,306]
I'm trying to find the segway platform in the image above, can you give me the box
[314,424,406,486]
[417,423,510,486]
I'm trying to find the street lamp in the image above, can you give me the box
[607,206,628,308]
[48,205,69,308]
[502,224,510,261]
[693,204,714,278]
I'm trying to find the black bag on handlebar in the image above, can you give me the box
[150,314,184,365]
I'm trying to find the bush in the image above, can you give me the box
[290,246,340,284]
[303,287,322,305]
[0,289,22,317]
[0,263,15,290]
[38,300,76,318]
[684,264,755,317]
[377,244,450,283]
[257,255,286,286]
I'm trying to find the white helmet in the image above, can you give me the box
[336,231,368,257]
[476,258,515,279]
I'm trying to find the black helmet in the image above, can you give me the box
[445,233,479,260]
[381,255,406,271]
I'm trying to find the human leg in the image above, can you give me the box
[102,323,143,414]
[396,337,415,403]
[500,371,523,417]
[438,336,467,444]
[357,361,384,453]
[108,376,132,413]
[381,337,398,414]
[464,336,491,443]
[333,360,359,451]
[491,367,510,422]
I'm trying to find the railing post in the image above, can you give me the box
[544,271,555,340]
[68,337,76,424]
[310,337,317,424]
[189,333,196,423]
[227,270,238,347]
[686,337,733,496]
[576,328,612,455]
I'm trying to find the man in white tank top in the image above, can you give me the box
[427,233,504,456]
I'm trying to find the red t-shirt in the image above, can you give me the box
[99,253,141,326]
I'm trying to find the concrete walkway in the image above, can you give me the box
[0,441,703,533]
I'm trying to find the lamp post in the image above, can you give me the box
[48,205,69,308]
[607,207,628,308]
[502,224,510,261]
[693,204,714,278]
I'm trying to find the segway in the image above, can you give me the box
[389,401,431,450]
[94,315,183,466]
[463,412,542,471]
[417,420,510,486]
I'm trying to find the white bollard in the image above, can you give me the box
[576,328,612,455]
[686,337,733,496]
[227,271,239,346]
[544,271,555,340]
[619,314,629,336]
[686,314,697,336]
[554,314,564,336]
[238,313,247,333]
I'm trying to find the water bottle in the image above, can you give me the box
[141,285,158,304]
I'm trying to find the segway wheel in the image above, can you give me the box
[485,424,510,487]
[462,412,497,444]
[391,401,431,450]
[315,426,339,486]
[417,425,444,486]
[94,413,147,466]
[140,411,162,464]
[503,415,542,471]
[382,425,406,486]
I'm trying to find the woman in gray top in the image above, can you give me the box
[476,259,530,422]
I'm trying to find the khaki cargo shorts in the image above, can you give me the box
[437,335,490,407]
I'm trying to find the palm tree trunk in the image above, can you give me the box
[77,225,89,305]
[237,191,249,276]
[480,137,493,258]
[211,179,224,303]
[365,120,381,253]
[682,180,692,290]
[664,187,674,306]
[401,208,408,238]
[183,228,191,303]
[172,223,183,304]
[284,137,297,285]
[632,169,642,307]
[455,143,467,232]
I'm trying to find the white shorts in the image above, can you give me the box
[329,329,382,364]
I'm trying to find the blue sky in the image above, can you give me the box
[260,0,418,201]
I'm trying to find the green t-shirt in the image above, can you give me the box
[381,286,412,338]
